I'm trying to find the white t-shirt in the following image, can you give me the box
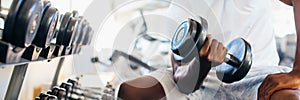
[167,0,279,67]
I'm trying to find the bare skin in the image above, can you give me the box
[258,0,300,100]
[118,34,226,99]
[172,34,226,94]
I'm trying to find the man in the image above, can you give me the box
[118,0,300,100]
[259,0,300,100]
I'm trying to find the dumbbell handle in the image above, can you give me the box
[224,54,242,68]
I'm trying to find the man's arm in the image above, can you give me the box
[118,76,166,100]
[172,35,227,94]
[258,0,300,100]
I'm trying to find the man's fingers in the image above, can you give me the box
[199,35,212,57]
[208,39,219,61]
[217,42,226,63]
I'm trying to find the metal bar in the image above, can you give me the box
[51,58,65,88]
[5,64,29,100]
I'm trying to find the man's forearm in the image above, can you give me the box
[174,58,211,94]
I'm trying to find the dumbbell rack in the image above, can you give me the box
[1,50,72,100]
[0,0,94,99]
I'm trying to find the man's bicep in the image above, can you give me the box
[118,76,166,100]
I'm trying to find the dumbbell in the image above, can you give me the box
[60,82,73,99]
[70,16,84,54]
[74,21,94,54]
[82,25,94,46]
[57,87,66,100]
[22,0,59,60]
[39,92,49,100]
[0,0,43,63]
[67,78,86,100]
[68,10,82,55]
[73,19,89,54]
[53,12,78,56]
[67,78,79,99]
[40,14,63,59]
[47,95,57,100]
[171,18,252,83]
[48,86,67,100]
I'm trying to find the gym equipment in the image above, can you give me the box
[82,25,94,46]
[171,18,252,83]
[47,95,57,100]
[71,18,88,54]
[33,1,58,48]
[60,82,73,99]
[69,11,81,55]
[1,3,93,100]
[40,14,62,59]
[0,0,43,63]
[63,10,80,55]
[70,16,83,54]
[2,0,43,48]
[60,17,78,55]
[22,1,59,60]
[57,88,66,100]
[53,12,73,56]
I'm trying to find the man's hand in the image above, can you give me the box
[199,34,227,67]
[257,0,300,100]
[172,34,227,81]
[172,34,227,68]
[258,70,300,100]
[171,34,227,93]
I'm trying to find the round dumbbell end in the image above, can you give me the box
[216,38,252,83]
[2,0,23,44]
[33,7,59,48]
[56,12,73,46]
[13,0,43,47]
[171,21,189,51]
[171,19,204,63]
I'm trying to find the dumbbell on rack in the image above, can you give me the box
[22,0,59,60]
[40,13,63,59]
[0,0,43,63]
[67,78,85,100]
[53,11,78,57]
[171,18,252,83]
[72,19,88,54]
[42,78,116,100]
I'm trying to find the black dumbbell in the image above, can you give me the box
[2,0,43,48]
[51,86,60,95]
[171,18,252,83]
[22,1,59,60]
[53,12,78,56]
[68,11,81,55]
[60,82,73,99]
[57,87,66,100]
[53,12,72,57]
[39,92,49,100]
[82,25,94,46]
[73,18,89,54]
[47,95,57,100]
[40,14,62,59]
[61,17,78,55]
[67,78,85,100]
[76,22,93,54]
[70,16,84,54]
[0,0,43,63]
